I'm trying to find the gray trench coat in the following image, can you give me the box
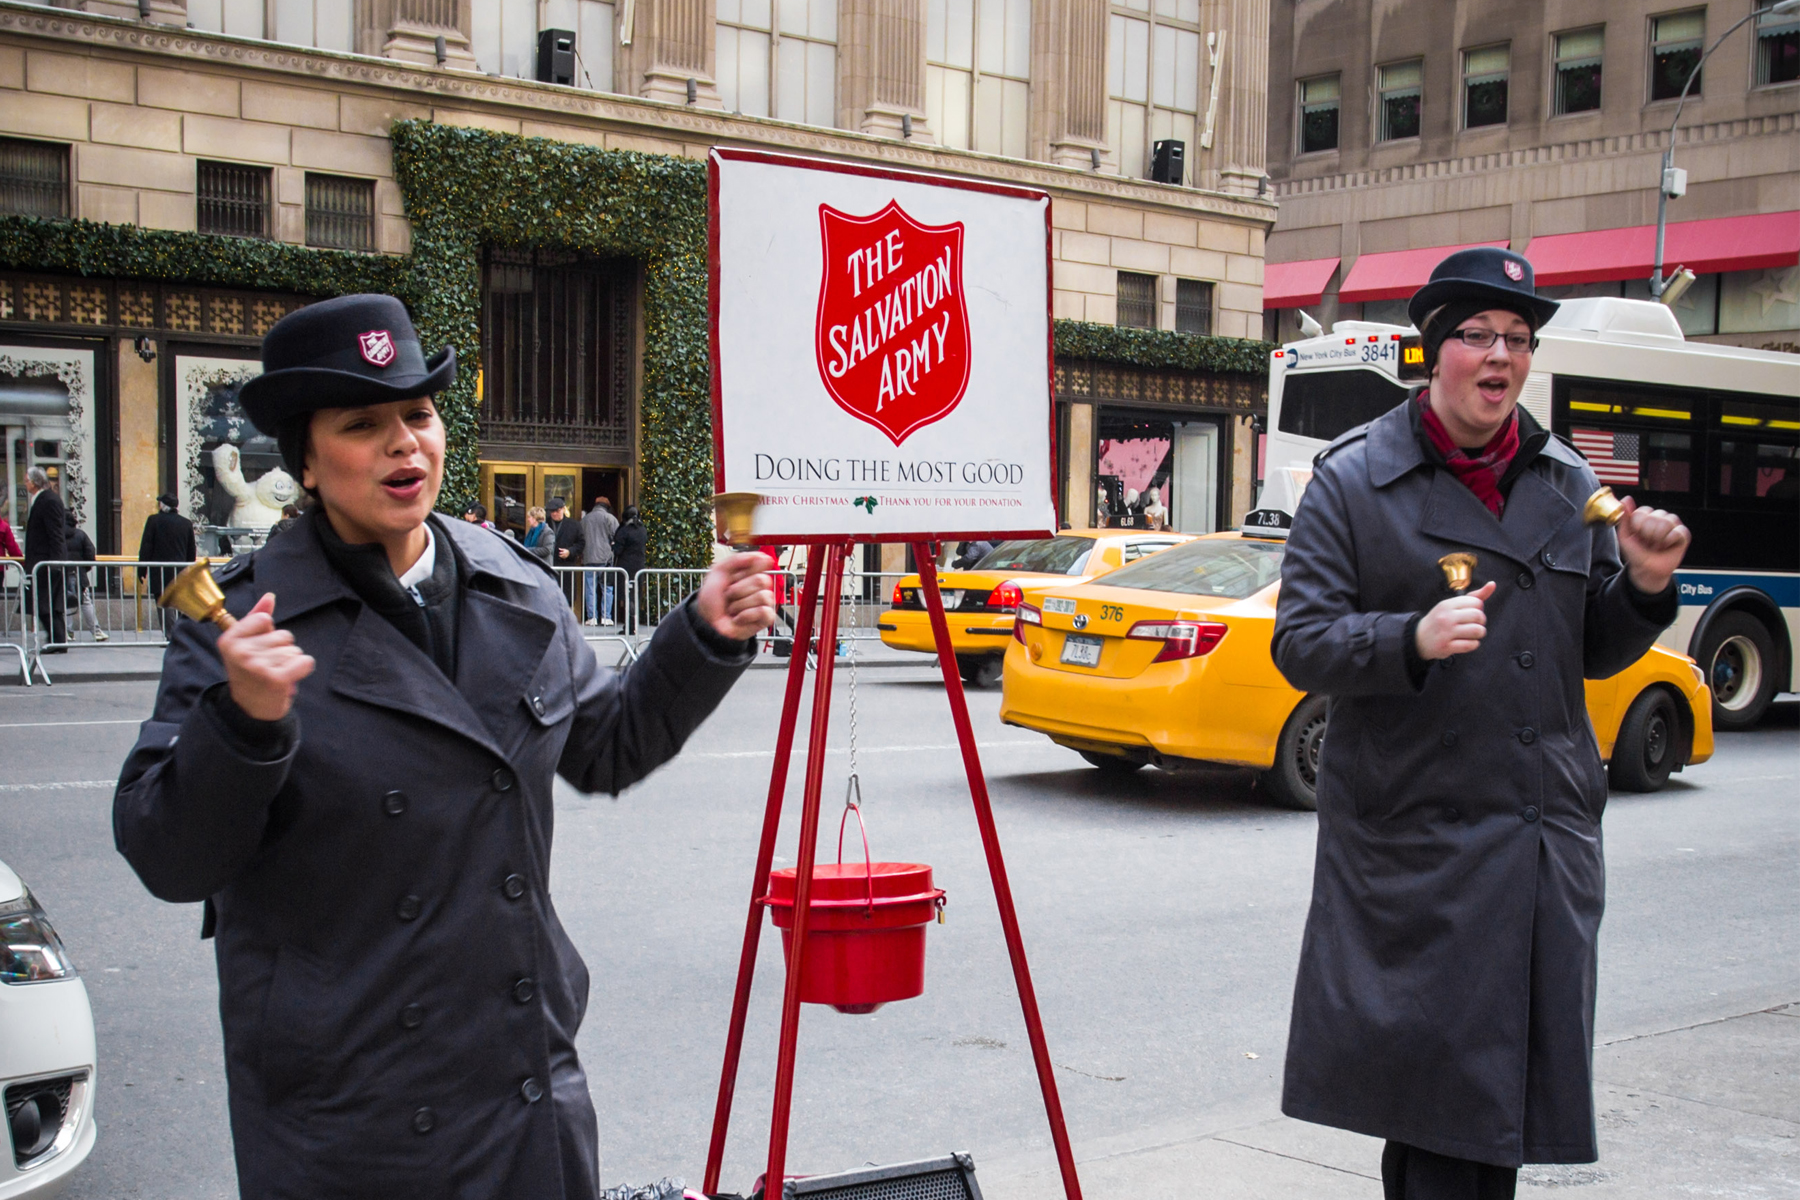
[1272,399,1675,1168]
[114,515,752,1199]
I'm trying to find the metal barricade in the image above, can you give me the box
[631,569,709,649]
[838,570,906,641]
[0,559,37,684]
[553,565,638,664]
[26,559,195,683]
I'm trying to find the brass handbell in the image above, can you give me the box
[1582,486,1625,527]
[711,491,762,549]
[1438,552,1478,593]
[157,560,236,629]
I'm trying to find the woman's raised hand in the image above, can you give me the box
[218,593,316,721]
[698,552,776,642]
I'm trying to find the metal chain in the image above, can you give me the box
[846,633,859,782]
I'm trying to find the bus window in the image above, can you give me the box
[1715,439,1799,502]
[1277,370,1410,441]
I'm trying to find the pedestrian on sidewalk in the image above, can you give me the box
[64,510,108,642]
[0,514,19,559]
[580,496,618,626]
[112,294,774,1200]
[1271,247,1692,1200]
[23,467,67,654]
[522,505,554,565]
[139,493,197,634]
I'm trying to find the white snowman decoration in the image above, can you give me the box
[212,443,299,529]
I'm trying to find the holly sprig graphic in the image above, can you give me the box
[853,496,879,513]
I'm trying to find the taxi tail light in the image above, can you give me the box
[1013,602,1042,643]
[987,582,1023,612]
[892,581,904,606]
[1127,619,1227,662]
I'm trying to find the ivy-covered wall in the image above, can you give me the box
[2,120,1272,567]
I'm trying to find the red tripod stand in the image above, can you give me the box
[701,541,1084,1200]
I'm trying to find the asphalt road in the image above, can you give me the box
[1,661,1793,1198]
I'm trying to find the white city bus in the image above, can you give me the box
[1253,297,1799,730]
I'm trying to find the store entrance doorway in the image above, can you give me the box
[478,462,628,541]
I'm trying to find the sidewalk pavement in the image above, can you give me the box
[980,1001,1798,1199]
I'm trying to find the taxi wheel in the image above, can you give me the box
[1078,750,1145,777]
[1697,612,1778,731]
[1264,695,1327,812]
[958,655,1003,689]
[1609,688,1681,793]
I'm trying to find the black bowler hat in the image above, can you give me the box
[237,294,455,436]
[1407,246,1559,332]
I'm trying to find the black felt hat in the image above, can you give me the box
[237,294,455,436]
[1407,247,1560,332]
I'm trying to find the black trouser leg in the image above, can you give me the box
[1382,1142,1518,1200]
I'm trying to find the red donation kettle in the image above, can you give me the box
[763,858,945,1015]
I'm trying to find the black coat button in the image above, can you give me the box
[520,1078,544,1104]
[530,695,546,716]
[502,874,527,900]
[399,1003,425,1030]
[492,768,515,792]
[412,1107,436,1134]
[396,894,422,922]
[1519,727,1537,744]
[1443,806,1462,823]
[1441,731,1458,747]
[1522,806,1540,823]
[1517,651,1535,669]
[1517,572,1534,590]
[1541,550,1556,567]
[512,977,536,1004]
[383,790,409,817]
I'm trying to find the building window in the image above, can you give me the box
[304,174,375,251]
[926,0,1031,158]
[1756,0,1800,84]
[718,0,770,117]
[1297,74,1339,153]
[1118,271,1158,329]
[1462,44,1509,128]
[1174,279,1212,335]
[546,0,617,90]
[272,0,353,51]
[774,0,837,127]
[1377,60,1422,141]
[1553,27,1604,114]
[187,0,264,39]
[1107,0,1202,181]
[1650,10,1704,101]
[472,0,537,78]
[0,138,69,219]
[196,161,272,239]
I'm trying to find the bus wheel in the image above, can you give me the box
[1263,695,1326,812]
[1609,688,1680,793]
[1698,612,1777,730]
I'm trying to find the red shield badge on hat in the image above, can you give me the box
[1503,259,1524,282]
[815,201,970,445]
[358,329,396,368]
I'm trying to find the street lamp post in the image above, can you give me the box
[1650,0,1800,301]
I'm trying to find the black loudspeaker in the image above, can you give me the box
[778,1155,983,1200]
[1151,139,1185,184]
[535,28,575,85]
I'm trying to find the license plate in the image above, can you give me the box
[1060,634,1103,667]
[939,591,962,609]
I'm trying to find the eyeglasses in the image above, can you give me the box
[1448,328,1537,354]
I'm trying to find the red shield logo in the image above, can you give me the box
[358,329,396,368]
[1503,259,1524,282]
[815,201,970,445]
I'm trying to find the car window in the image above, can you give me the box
[1097,538,1285,599]
[1123,539,1180,562]
[974,536,1098,575]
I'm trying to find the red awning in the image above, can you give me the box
[1526,211,1800,286]
[1337,242,1509,303]
[1263,257,1340,309]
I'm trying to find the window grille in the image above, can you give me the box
[197,161,272,239]
[1462,44,1509,128]
[304,174,374,251]
[1377,60,1422,141]
[1756,0,1800,84]
[1298,74,1339,153]
[1174,279,1212,335]
[1650,11,1704,101]
[1117,271,1158,330]
[0,138,69,219]
[1553,28,1604,114]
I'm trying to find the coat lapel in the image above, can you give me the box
[329,606,508,761]
[1499,468,1579,564]
[1418,468,1521,564]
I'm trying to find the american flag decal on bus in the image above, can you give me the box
[1570,428,1641,485]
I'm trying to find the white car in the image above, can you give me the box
[0,861,96,1197]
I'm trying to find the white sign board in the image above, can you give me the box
[710,148,1056,542]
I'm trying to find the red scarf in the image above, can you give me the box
[1418,392,1520,517]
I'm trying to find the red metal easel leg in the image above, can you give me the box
[704,553,826,1195]
[764,542,849,1194]
[915,545,1085,1200]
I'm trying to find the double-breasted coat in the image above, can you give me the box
[114,515,752,1198]
[1272,398,1675,1168]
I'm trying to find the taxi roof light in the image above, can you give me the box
[1127,619,1228,662]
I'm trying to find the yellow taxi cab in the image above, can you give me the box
[878,529,1195,687]
[1000,531,1715,809]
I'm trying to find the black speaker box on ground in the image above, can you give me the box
[536,28,575,86]
[1151,138,1185,184]
[773,1154,983,1200]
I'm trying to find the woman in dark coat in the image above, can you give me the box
[611,506,647,576]
[113,295,774,1200]
[1272,249,1691,1199]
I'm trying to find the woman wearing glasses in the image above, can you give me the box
[1271,248,1691,1200]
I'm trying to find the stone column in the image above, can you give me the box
[620,0,724,107]
[839,0,932,141]
[1030,0,1110,170]
[366,0,479,69]
[1195,0,1268,195]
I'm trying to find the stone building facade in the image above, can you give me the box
[0,0,1274,560]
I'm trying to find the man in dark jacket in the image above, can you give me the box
[112,294,775,1200]
[23,467,67,653]
[139,493,198,631]
[1272,248,1691,1199]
